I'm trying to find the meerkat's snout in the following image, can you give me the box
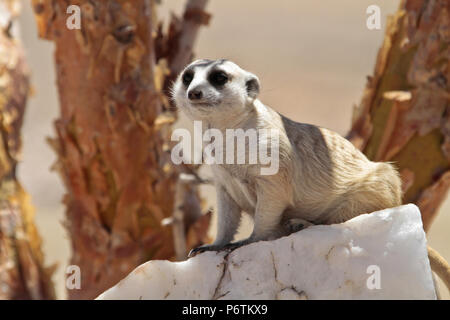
[176,59,230,108]
[187,88,203,101]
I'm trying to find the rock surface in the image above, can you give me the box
[97,204,436,300]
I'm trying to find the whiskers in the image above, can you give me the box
[164,80,180,111]
[168,80,177,101]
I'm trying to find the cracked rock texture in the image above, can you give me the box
[97,204,436,300]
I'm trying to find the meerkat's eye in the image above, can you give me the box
[209,71,228,86]
[182,71,194,87]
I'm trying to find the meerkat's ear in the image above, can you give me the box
[245,73,260,99]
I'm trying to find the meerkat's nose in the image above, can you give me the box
[188,89,203,100]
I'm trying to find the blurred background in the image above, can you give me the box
[17,0,449,299]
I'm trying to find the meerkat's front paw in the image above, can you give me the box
[223,238,252,250]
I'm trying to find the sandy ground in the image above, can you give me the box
[17,0,449,299]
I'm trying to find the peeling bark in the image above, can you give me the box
[155,0,212,261]
[0,0,54,300]
[32,0,210,299]
[348,0,450,231]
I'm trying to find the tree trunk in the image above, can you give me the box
[32,0,210,299]
[347,0,450,231]
[0,0,54,300]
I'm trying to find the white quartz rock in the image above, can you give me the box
[97,204,436,300]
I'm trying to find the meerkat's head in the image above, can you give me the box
[172,59,260,121]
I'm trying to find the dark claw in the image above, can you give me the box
[189,240,251,258]
[188,244,222,258]
[188,246,207,258]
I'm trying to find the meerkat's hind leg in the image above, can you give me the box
[284,218,315,234]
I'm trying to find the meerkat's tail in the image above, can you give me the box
[428,246,450,297]
[369,166,450,296]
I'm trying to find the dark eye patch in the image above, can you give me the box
[182,70,194,87]
[208,70,229,87]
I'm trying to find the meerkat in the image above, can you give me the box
[172,58,402,256]
[171,59,450,295]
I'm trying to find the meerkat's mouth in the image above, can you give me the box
[190,101,216,107]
